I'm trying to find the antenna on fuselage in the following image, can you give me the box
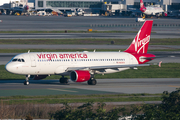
[28,50,30,53]
[94,49,96,52]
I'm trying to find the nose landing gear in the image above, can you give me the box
[24,75,30,85]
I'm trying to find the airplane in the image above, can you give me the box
[5,20,155,86]
[140,0,167,17]
[10,0,29,15]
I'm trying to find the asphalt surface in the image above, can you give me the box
[0,16,180,31]
[0,44,180,50]
[0,78,179,96]
[0,32,180,39]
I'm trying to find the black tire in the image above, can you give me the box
[87,79,97,85]
[24,81,29,85]
[64,78,68,84]
[59,78,68,84]
[87,80,92,85]
[59,78,63,83]
[91,79,97,85]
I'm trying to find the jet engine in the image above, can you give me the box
[29,75,48,80]
[70,70,91,82]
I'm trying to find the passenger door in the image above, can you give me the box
[30,55,36,67]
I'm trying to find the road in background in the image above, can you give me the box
[0,16,180,32]
[0,32,180,39]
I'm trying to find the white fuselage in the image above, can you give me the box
[6,51,138,75]
[144,6,164,15]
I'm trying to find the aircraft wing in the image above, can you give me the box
[66,64,149,71]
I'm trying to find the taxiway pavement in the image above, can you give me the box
[0,78,179,96]
[0,32,180,39]
[0,16,180,32]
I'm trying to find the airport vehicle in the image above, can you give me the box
[5,20,155,85]
[140,0,167,17]
[136,18,145,22]
[10,4,29,15]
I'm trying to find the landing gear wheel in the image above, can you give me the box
[64,78,68,84]
[24,75,30,85]
[87,80,92,85]
[59,77,68,84]
[24,81,29,85]
[91,79,97,85]
[87,79,97,85]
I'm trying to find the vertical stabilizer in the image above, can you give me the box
[140,0,146,12]
[140,0,144,8]
[124,20,153,54]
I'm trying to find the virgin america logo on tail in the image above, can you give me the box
[133,30,150,54]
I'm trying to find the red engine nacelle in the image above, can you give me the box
[29,75,48,80]
[70,70,91,82]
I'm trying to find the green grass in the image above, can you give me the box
[0,93,161,100]
[1,63,180,80]
[0,38,179,45]
[3,96,162,105]
[0,94,162,105]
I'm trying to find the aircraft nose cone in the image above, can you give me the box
[5,63,11,72]
[5,63,14,73]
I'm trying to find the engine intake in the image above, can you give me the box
[70,70,91,82]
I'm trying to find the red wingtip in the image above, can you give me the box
[124,20,153,54]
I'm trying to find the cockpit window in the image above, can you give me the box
[12,58,25,62]
[12,59,18,62]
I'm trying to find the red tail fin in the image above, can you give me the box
[124,20,153,54]
[140,0,144,8]
[140,0,146,12]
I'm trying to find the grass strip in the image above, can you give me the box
[0,93,161,100]
[2,96,162,105]
[0,63,180,80]
[0,38,179,45]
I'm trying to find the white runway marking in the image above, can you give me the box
[48,88,77,92]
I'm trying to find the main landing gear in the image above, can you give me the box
[59,76,68,84]
[24,75,30,85]
[87,78,97,85]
